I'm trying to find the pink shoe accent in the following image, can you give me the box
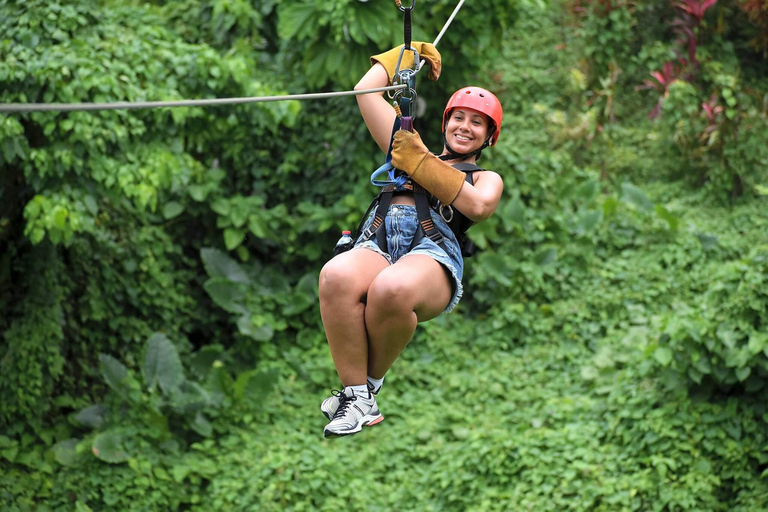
[367,416,384,427]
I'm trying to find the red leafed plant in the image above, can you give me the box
[637,60,686,118]
[674,0,719,22]
[672,0,719,65]
[699,92,725,144]
[641,0,719,118]
[701,93,724,125]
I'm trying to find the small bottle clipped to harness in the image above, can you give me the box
[333,230,354,256]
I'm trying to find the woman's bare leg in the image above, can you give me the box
[319,248,389,386]
[365,254,453,379]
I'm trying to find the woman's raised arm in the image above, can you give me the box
[354,63,397,154]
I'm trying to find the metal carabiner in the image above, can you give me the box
[439,204,454,223]
[393,46,420,77]
[395,0,415,12]
[387,48,420,101]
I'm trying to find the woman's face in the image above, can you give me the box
[444,108,491,154]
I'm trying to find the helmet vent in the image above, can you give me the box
[479,93,485,97]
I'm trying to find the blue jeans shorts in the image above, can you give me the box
[354,204,464,314]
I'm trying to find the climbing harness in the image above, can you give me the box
[357,161,481,258]
[357,0,479,260]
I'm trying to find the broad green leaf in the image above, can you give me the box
[162,201,184,220]
[52,206,68,230]
[653,347,673,366]
[204,278,246,314]
[190,412,212,437]
[189,345,225,379]
[1,446,18,463]
[482,253,512,286]
[602,196,618,217]
[210,198,230,216]
[248,215,269,238]
[578,210,602,234]
[233,368,279,403]
[295,272,318,297]
[92,431,129,464]
[230,204,249,229]
[748,333,767,355]
[581,366,599,381]
[576,179,599,203]
[74,405,106,429]
[655,204,679,231]
[736,366,751,382]
[188,185,208,202]
[507,196,525,225]
[143,333,184,395]
[83,195,98,215]
[99,354,128,397]
[200,247,250,284]
[278,4,316,40]
[224,228,245,250]
[53,439,80,467]
[621,182,653,211]
[282,294,314,316]
[171,381,210,413]
[716,323,738,349]
[696,232,719,250]
[237,315,274,341]
[534,247,558,266]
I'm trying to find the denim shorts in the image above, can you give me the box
[354,204,464,314]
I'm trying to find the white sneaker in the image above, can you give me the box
[323,387,383,438]
[321,382,380,421]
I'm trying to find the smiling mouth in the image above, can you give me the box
[454,134,472,142]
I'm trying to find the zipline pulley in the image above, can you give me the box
[370,0,423,189]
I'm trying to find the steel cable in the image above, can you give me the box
[0,0,467,113]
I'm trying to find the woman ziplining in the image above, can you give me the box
[317,28,504,437]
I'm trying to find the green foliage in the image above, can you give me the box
[652,244,768,388]
[571,0,639,82]
[272,0,518,90]
[52,331,278,466]
[200,248,322,361]
[2,0,768,510]
[0,243,66,436]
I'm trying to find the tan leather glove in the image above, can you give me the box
[370,42,442,82]
[391,130,465,205]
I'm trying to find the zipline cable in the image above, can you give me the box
[0,85,408,114]
[426,0,466,59]
[0,0,467,114]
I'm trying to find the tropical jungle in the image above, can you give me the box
[1,0,768,510]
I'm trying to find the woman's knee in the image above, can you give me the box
[318,257,372,305]
[319,260,349,300]
[366,276,417,314]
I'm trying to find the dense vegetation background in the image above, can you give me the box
[1,0,767,510]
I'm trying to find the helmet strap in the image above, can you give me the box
[442,133,493,162]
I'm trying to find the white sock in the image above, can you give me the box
[348,384,370,399]
[367,375,385,394]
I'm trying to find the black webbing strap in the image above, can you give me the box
[450,162,483,173]
[412,184,448,253]
[404,9,412,51]
[362,185,395,253]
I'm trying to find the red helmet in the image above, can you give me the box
[442,87,503,146]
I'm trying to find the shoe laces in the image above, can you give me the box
[330,389,357,420]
